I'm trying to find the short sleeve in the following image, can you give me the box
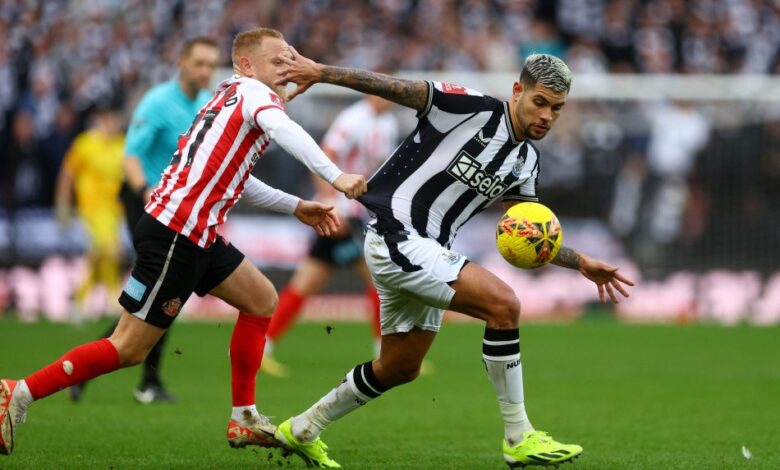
[417,81,497,133]
[502,162,540,202]
[125,95,162,158]
[502,180,539,202]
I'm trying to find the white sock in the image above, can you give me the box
[291,361,386,442]
[17,380,33,407]
[231,404,261,424]
[10,380,33,424]
[482,328,533,446]
[264,340,275,357]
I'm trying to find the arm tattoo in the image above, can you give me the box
[320,66,428,111]
[553,246,581,270]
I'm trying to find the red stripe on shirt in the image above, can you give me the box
[191,113,264,242]
[211,138,271,238]
[167,92,244,234]
[148,90,227,218]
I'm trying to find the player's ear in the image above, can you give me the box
[513,81,523,97]
[238,56,252,76]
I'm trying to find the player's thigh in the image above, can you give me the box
[208,257,278,317]
[109,311,166,367]
[365,230,463,310]
[310,231,362,267]
[288,257,333,295]
[449,262,520,324]
[375,280,446,336]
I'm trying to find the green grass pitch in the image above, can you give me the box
[0,319,778,469]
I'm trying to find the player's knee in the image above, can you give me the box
[487,290,520,329]
[263,290,279,315]
[389,363,421,386]
[116,346,147,368]
[243,289,279,317]
[374,360,420,387]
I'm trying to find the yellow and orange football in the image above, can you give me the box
[496,202,563,269]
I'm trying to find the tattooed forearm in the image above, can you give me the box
[552,246,581,270]
[320,66,429,111]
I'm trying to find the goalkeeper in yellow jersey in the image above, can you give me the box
[55,107,125,319]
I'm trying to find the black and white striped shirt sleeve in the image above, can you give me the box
[502,159,540,202]
[417,81,497,129]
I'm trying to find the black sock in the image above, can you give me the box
[142,332,169,387]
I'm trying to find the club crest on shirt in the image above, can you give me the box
[512,154,526,177]
[161,298,183,317]
[269,92,285,109]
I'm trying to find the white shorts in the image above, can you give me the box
[364,229,468,335]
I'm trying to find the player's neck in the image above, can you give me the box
[506,100,526,142]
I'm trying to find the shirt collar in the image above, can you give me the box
[502,101,523,145]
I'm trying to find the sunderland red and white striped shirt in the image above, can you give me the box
[146,76,296,248]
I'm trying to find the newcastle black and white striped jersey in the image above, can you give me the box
[359,81,540,248]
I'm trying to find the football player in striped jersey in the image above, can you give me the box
[272,51,634,468]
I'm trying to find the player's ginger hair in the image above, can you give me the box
[231,27,284,67]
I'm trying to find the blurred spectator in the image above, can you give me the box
[40,102,78,206]
[9,111,45,209]
[519,19,568,64]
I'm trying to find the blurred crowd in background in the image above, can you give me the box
[0,0,779,278]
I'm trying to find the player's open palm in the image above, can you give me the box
[276,46,321,101]
[294,200,340,236]
[333,173,368,199]
[578,256,635,304]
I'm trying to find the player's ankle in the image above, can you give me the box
[16,380,34,408]
[231,404,261,424]
[290,415,323,443]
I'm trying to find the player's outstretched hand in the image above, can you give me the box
[332,173,367,199]
[294,200,340,236]
[578,256,635,304]
[275,46,322,101]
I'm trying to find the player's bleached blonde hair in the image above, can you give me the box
[520,54,572,93]
[231,27,284,65]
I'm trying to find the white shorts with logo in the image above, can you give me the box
[364,229,468,335]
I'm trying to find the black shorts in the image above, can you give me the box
[309,219,364,267]
[118,213,244,329]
